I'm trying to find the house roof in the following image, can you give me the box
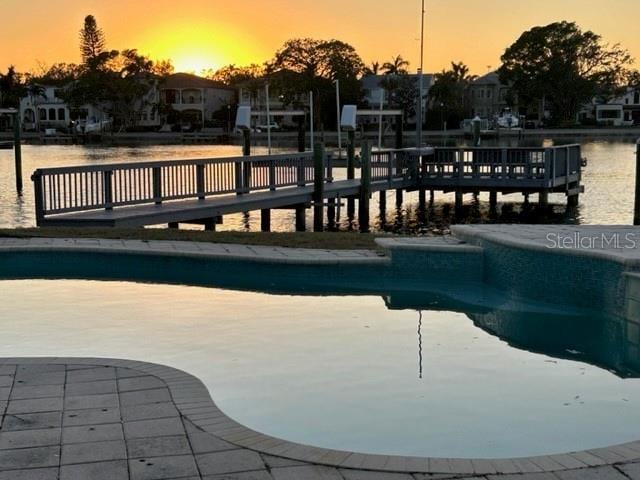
[162,73,233,90]
[471,72,502,86]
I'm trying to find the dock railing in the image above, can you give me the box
[421,144,581,188]
[32,152,314,220]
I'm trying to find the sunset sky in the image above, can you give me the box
[1,0,639,76]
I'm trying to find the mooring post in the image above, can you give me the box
[347,130,356,217]
[242,129,251,156]
[261,209,271,232]
[13,111,22,193]
[313,143,325,231]
[359,142,372,232]
[635,138,640,225]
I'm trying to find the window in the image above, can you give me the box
[39,109,46,121]
[48,108,56,121]
[58,109,66,121]
[487,89,492,99]
[598,109,621,119]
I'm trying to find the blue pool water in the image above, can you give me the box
[1,278,638,458]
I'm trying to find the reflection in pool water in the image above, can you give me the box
[1,279,638,458]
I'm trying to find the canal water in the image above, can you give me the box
[0,139,636,232]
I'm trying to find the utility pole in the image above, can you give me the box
[416,0,426,148]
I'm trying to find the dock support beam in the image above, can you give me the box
[347,130,355,218]
[359,142,371,232]
[261,209,271,232]
[636,138,640,224]
[313,143,325,231]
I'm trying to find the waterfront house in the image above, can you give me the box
[159,73,234,129]
[467,72,516,120]
[19,85,109,133]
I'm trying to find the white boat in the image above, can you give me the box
[75,119,112,135]
[496,109,519,129]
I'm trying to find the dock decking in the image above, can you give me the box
[31,144,583,231]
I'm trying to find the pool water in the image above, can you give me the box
[1,279,638,458]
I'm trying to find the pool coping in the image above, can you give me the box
[452,224,640,267]
[2,356,639,476]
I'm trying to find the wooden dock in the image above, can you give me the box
[31,144,583,232]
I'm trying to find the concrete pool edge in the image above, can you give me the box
[2,357,640,478]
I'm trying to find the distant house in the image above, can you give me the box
[467,72,515,119]
[360,73,434,126]
[19,85,110,132]
[159,73,234,128]
[577,87,640,126]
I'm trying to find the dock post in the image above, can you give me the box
[168,222,179,229]
[489,191,498,208]
[295,205,306,231]
[359,142,372,232]
[455,191,464,212]
[395,189,403,208]
[635,138,640,225]
[242,130,251,156]
[327,199,336,228]
[418,188,426,207]
[347,130,356,217]
[203,218,216,231]
[13,111,22,193]
[261,209,271,232]
[430,190,435,204]
[539,191,548,207]
[379,190,386,213]
[313,143,325,231]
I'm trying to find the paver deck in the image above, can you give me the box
[1,358,639,480]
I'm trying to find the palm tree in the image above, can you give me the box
[364,61,381,76]
[26,83,46,131]
[382,55,410,75]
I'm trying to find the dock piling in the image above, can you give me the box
[359,142,372,232]
[635,138,640,225]
[313,143,325,231]
[13,111,22,194]
[295,205,306,232]
[261,209,271,232]
[347,130,356,217]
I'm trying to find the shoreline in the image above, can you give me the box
[1,127,639,147]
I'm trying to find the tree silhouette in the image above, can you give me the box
[382,55,410,75]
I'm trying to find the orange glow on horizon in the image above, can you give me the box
[1,0,639,76]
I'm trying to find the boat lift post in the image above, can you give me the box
[0,108,22,193]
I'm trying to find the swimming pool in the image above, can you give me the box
[1,278,638,459]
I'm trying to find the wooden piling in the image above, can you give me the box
[295,205,306,231]
[379,190,387,213]
[635,138,640,225]
[418,188,426,206]
[396,189,403,208]
[359,142,372,232]
[203,218,216,231]
[242,130,251,156]
[297,119,306,153]
[489,191,498,208]
[313,143,325,231]
[539,191,548,207]
[455,191,463,211]
[13,111,22,193]
[168,222,179,229]
[327,199,336,228]
[347,130,356,217]
[261,209,271,232]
